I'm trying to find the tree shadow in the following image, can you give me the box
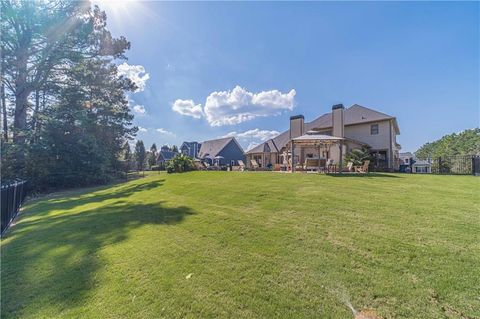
[25,179,166,217]
[325,173,402,178]
[1,186,194,318]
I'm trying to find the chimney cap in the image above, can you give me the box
[290,115,304,120]
[332,104,345,110]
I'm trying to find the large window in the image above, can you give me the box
[370,124,379,135]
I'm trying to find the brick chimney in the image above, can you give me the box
[290,115,304,139]
[332,104,345,137]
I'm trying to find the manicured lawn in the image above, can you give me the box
[1,172,479,318]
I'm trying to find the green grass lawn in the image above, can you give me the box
[1,172,479,318]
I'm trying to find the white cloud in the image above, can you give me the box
[156,128,176,136]
[204,86,296,126]
[132,104,146,115]
[172,99,203,119]
[117,63,150,92]
[171,86,296,126]
[223,129,280,142]
[137,126,148,132]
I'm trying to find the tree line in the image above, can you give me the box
[0,0,138,191]
[415,128,480,160]
[127,141,181,172]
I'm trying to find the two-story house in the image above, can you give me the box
[246,104,401,171]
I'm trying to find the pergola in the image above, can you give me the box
[289,133,345,173]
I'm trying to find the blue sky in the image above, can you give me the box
[99,1,479,152]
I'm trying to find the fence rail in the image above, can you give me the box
[1,180,28,236]
[431,155,480,175]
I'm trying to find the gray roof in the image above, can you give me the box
[198,137,243,158]
[157,150,177,161]
[247,104,398,155]
[400,152,414,158]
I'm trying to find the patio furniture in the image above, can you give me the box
[304,158,320,172]
[250,159,259,170]
[345,161,354,172]
[237,160,246,171]
[355,160,370,173]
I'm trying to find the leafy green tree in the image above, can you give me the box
[415,128,480,159]
[147,143,157,167]
[135,140,146,171]
[345,147,371,166]
[166,154,196,173]
[1,1,129,146]
[0,1,137,191]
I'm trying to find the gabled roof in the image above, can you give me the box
[246,104,399,155]
[247,139,279,154]
[157,150,177,161]
[198,137,243,158]
[181,141,199,148]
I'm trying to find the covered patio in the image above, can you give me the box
[288,132,345,173]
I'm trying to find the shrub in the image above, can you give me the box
[345,147,371,166]
[166,154,196,173]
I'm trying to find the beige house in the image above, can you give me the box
[245,104,401,171]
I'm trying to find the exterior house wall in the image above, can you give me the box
[344,120,395,169]
[218,140,245,166]
[344,121,391,150]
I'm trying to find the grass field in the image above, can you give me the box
[1,172,479,318]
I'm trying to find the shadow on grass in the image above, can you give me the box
[325,173,401,178]
[1,180,194,318]
[25,179,166,217]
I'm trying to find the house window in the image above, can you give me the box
[370,124,379,135]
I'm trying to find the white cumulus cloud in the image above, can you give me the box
[223,129,280,142]
[132,104,146,115]
[156,128,176,136]
[137,126,148,132]
[118,63,150,92]
[172,99,203,119]
[204,86,296,126]
[171,86,296,126]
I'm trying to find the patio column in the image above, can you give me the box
[317,144,321,171]
[339,141,343,173]
[291,141,295,173]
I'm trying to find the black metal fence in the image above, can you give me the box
[431,155,480,175]
[1,180,28,236]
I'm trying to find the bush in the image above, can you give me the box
[166,154,196,173]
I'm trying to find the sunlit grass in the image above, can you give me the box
[1,172,479,318]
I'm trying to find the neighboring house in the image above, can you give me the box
[198,137,245,166]
[399,152,414,172]
[157,150,178,164]
[246,104,401,171]
[180,141,202,159]
[412,159,431,173]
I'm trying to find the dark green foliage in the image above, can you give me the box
[134,140,146,171]
[147,143,158,168]
[415,128,480,159]
[344,147,371,166]
[166,154,196,173]
[0,1,136,191]
[171,145,178,153]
